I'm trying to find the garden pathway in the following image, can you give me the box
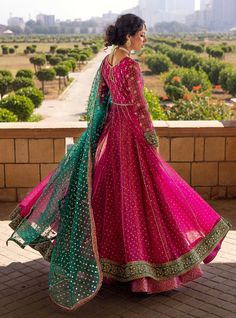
[34,49,109,122]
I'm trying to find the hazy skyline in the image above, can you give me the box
[1,0,200,25]
[0,0,138,24]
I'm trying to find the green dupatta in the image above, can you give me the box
[6,60,111,311]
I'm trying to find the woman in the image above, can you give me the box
[7,14,232,312]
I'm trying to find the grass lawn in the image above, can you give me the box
[0,42,82,54]
[0,45,89,99]
[0,55,33,75]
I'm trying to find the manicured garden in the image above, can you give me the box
[0,36,103,122]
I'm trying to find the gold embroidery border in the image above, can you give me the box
[100,217,231,282]
[9,206,231,280]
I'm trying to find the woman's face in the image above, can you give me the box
[129,25,147,51]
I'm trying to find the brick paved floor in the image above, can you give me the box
[0,200,235,318]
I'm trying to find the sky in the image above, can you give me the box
[0,0,138,24]
[1,0,200,25]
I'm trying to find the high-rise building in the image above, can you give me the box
[211,0,236,27]
[36,14,55,26]
[8,17,25,29]
[138,0,195,26]
[166,0,195,13]
[138,0,167,27]
[175,0,195,12]
[200,0,212,10]
[139,0,166,11]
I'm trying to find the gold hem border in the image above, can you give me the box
[100,217,231,282]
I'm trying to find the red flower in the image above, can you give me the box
[172,76,181,82]
[183,93,193,101]
[192,85,201,92]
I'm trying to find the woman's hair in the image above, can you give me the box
[104,14,146,48]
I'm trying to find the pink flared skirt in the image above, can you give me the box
[91,104,231,293]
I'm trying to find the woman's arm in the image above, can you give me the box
[127,61,159,148]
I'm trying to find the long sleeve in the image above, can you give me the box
[97,72,109,105]
[127,61,159,147]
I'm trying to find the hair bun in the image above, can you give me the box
[105,25,118,47]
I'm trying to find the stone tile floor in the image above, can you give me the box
[0,200,235,318]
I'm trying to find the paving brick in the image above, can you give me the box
[0,200,235,318]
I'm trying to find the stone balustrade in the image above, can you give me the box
[0,120,236,202]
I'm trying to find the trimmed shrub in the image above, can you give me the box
[12,77,34,91]
[36,68,56,94]
[0,75,13,98]
[181,43,204,53]
[144,87,168,120]
[49,56,62,66]
[226,70,236,96]
[181,68,211,92]
[165,96,233,120]
[165,84,186,101]
[29,55,46,72]
[56,48,69,55]
[9,48,15,54]
[0,95,34,121]
[16,69,34,79]
[219,65,234,91]
[16,87,43,108]
[0,70,13,78]
[1,45,9,54]
[50,45,57,53]
[207,46,224,59]
[164,68,211,100]
[54,64,69,89]
[78,53,87,64]
[146,53,171,74]
[0,108,18,122]
[200,59,225,85]
[91,44,99,54]
[67,58,76,72]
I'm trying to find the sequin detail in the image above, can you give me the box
[6,54,232,309]
[100,217,230,281]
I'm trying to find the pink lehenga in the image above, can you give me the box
[7,55,232,311]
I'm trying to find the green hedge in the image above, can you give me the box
[0,95,34,121]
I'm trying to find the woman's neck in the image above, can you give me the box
[117,46,131,56]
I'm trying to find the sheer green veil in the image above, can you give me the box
[6,59,111,311]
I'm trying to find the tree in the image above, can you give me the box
[14,45,19,53]
[0,75,13,99]
[78,53,87,69]
[50,45,57,54]
[36,68,56,94]
[1,45,9,55]
[29,55,46,73]
[146,53,171,74]
[12,77,34,91]
[9,48,15,54]
[16,87,44,108]
[54,65,69,90]
[0,95,34,121]
[49,56,62,66]
[0,70,13,78]
[0,108,18,122]
[16,69,34,79]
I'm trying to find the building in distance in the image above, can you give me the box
[8,17,25,30]
[36,14,55,26]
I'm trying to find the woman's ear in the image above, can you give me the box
[126,34,131,41]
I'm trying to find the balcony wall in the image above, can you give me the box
[0,120,236,202]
